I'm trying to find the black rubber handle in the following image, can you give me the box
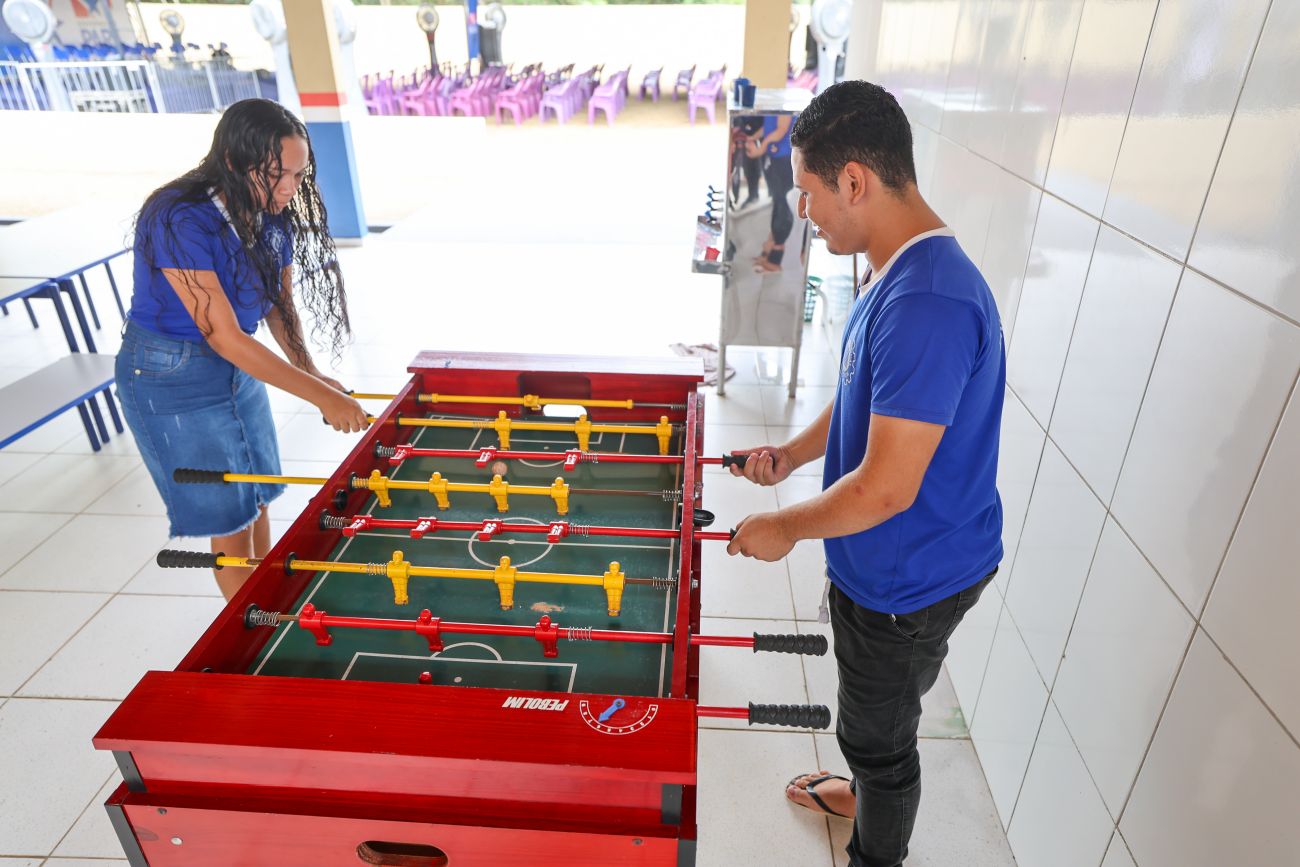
[720,453,749,469]
[748,703,832,729]
[173,468,228,484]
[752,633,828,656]
[157,549,224,569]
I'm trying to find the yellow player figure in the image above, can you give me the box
[492,410,513,448]
[488,474,510,512]
[549,477,570,515]
[427,472,451,509]
[386,551,412,605]
[603,561,625,617]
[574,414,593,451]
[493,556,518,609]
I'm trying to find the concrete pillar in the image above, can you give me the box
[282,0,367,241]
[743,0,790,88]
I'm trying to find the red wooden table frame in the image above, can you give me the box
[94,352,706,867]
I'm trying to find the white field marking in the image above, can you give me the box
[341,647,578,692]
[358,530,672,553]
[467,516,552,567]
[254,421,437,675]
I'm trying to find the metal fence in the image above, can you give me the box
[0,59,261,114]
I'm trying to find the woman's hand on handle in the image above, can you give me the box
[318,388,369,433]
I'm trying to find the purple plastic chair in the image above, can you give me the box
[688,74,723,124]
[540,77,580,124]
[640,67,662,102]
[495,72,544,125]
[672,65,695,100]
[588,69,628,124]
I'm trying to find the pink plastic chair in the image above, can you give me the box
[688,74,723,124]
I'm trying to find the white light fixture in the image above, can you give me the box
[809,0,850,94]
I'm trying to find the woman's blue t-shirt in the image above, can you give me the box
[823,231,1006,615]
[129,191,293,340]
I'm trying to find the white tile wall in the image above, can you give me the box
[1045,0,1158,217]
[856,1,1300,863]
[969,612,1049,825]
[1121,631,1300,867]
[1110,271,1300,614]
[1103,0,1272,260]
[1190,0,1300,323]
[1048,226,1181,503]
[998,0,1085,186]
[1006,702,1114,867]
[1006,195,1100,426]
[1003,441,1106,685]
[1202,386,1300,738]
[1050,520,1193,815]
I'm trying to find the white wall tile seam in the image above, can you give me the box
[996,384,1047,600]
[998,0,1089,184]
[911,115,1300,329]
[1094,0,1169,227]
[1188,370,1300,627]
[1182,0,1280,269]
[1198,622,1300,750]
[1107,624,1300,836]
[1010,697,1116,831]
[961,598,1006,733]
[7,594,115,701]
[1084,268,1187,513]
[1039,221,1103,434]
[989,613,1055,832]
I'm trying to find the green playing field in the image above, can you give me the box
[250,414,683,698]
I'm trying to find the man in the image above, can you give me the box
[726,81,1005,867]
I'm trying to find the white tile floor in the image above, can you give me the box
[0,125,1013,866]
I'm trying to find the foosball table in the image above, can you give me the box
[93,351,829,866]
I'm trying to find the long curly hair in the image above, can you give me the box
[135,98,350,361]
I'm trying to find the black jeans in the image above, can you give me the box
[830,570,996,867]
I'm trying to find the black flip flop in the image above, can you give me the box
[786,772,854,819]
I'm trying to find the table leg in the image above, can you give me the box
[78,272,102,330]
[58,279,98,352]
[22,297,39,328]
[104,261,126,319]
[102,387,125,433]
[88,394,110,442]
[76,402,102,452]
[39,285,82,352]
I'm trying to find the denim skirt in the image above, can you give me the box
[116,320,286,538]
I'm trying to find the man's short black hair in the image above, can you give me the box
[790,81,917,194]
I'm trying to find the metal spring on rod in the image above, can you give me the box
[374,445,397,458]
[660,490,683,502]
[320,515,350,530]
[566,626,594,641]
[246,608,281,628]
[365,562,388,576]
[648,575,677,591]
[567,524,591,536]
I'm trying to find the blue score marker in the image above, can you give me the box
[598,698,626,723]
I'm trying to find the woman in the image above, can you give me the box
[117,98,369,600]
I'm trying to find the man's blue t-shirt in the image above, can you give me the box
[823,229,1005,615]
[129,191,293,340]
